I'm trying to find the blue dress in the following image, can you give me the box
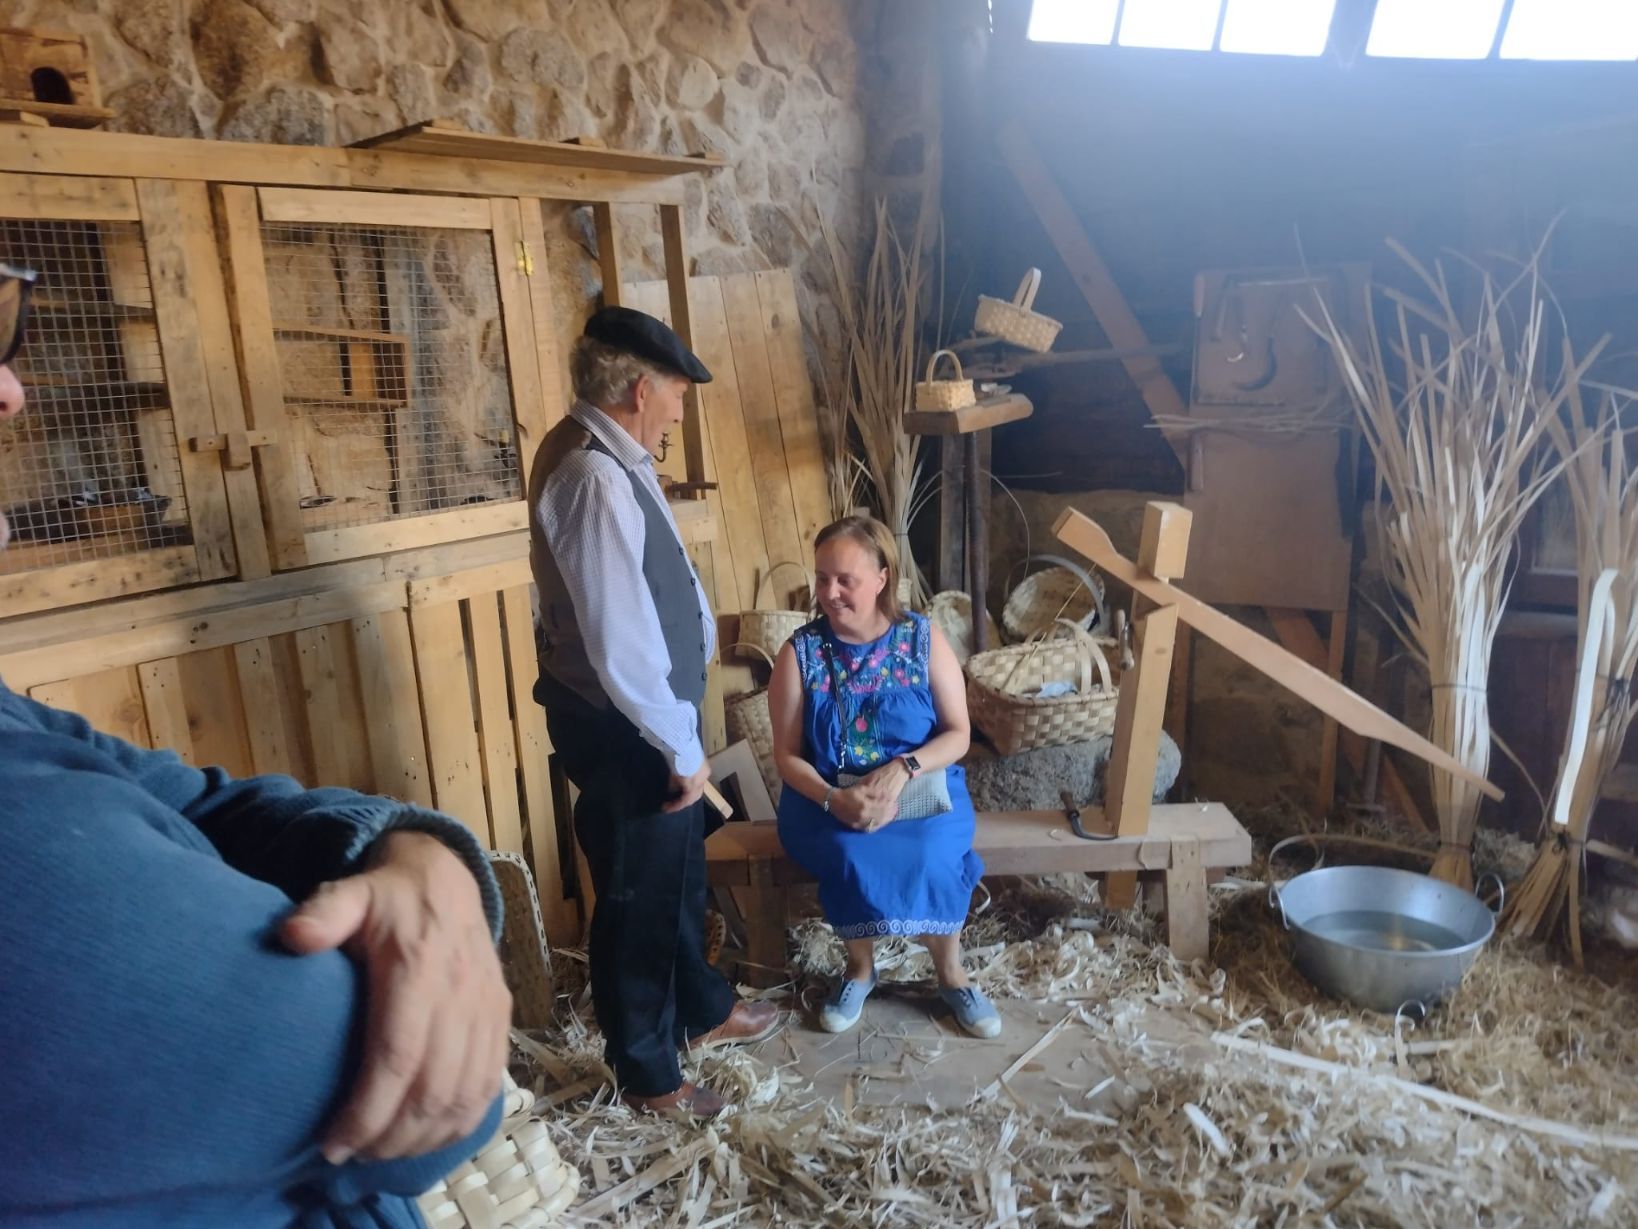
[777,613,983,940]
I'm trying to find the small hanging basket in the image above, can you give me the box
[975,268,1063,353]
[723,640,782,804]
[927,590,999,665]
[914,349,977,411]
[738,561,811,661]
[967,618,1121,755]
[1002,553,1108,642]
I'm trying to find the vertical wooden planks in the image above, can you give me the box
[32,667,152,748]
[351,609,434,807]
[660,204,707,485]
[294,625,352,787]
[756,269,830,550]
[468,591,524,855]
[490,198,550,501]
[176,646,254,777]
[407,598,488,835]
[591,202,624,307]
[517,199,568,433]
[233,637,295,776]
[137,657,194,763]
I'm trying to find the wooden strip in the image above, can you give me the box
[1057,508,1504,801]
[720,273,804,584]
[469,593,523,854]
[1316,609,1349,817]
[489,197,550,503]
[0,547,198,621]
[1107,604,1182,839]
[352,610,434,807]
[756,269,830,549]
[215,184,308,568]
[294,625,349,785]
[31,667,152,748]
[257,186,491,228]
[349,122,725,177]
[516,199,569,435]
[171,180,271,579]
[136,178,236,580]
[175,646,255,778]
[408,558,533,609]
[996,122,1187,465]
[302,503,528,566]
[592,202,623,307]
[407,599,488,835]
[1163,836,1208,962]
[138,658,194,763]
[689,540,728,755]
[233,637,295,776]
[660,204,707,484]
[347,147,687,205]
[0,170,138,220]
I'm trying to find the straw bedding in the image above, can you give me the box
[515,812,1638,1227]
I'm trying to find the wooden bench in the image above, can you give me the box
[704,802,1252,979]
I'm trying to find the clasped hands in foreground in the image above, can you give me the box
[828,762,909,833]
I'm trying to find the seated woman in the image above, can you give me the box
[768,516,999,1038]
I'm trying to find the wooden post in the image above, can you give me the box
[1163,835,1208,962]
[1315,608,1349,819]
[591,201,623,307]
[965,431,989,652]
[1103,502,1191,908]
[659,203,706,486]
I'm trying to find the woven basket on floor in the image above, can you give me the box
[926,590,999,665]
[738,562,810,661]
[974,268,1063,353]
[418,1073,579,1229]
[1002,554,1108,642]
[967,618,1119,755]
[488,852,554,1030]
[724,641,781,803]
[913,348,976,411]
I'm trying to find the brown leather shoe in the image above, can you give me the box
[686,1000,782,1052]
[620,1081,727,1119]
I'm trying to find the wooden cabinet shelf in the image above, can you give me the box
[351,119,724,178]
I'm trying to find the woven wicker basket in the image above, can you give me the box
[738,562,810,662]
[974,268,1063,353]
[926,590,998,666]
[913,349,977,411]
[967,619,1119,755]
[723,641,781,803]
[418,1073,580,1229]
[488,852,554,1030]
[1002,554,1108,642]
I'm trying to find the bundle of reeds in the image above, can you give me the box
[1312,245,1602,888]
[1504,383,1638,962]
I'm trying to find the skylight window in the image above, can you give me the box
[1118,0,1224,51]
[1219,0,1337,57]
[1499,0,1638,61]
[1365,0,1507,60]
[1027,0,1119,45]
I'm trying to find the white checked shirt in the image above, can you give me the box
[534,401,715,777]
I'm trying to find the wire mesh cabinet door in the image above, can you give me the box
[0,173,245,617]
[217,186,551,570]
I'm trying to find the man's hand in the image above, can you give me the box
[279,830,511,1165]
[663,761,711,813]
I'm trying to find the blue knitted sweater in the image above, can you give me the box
[0,681,505,1228]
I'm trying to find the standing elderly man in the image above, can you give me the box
[529,307,778,1119]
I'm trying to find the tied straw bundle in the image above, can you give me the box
[1504,384,1638,963]
[1312,242,1604,889]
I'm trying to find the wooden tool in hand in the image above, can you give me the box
[702,780,734,820]
[1054,508,1503,802]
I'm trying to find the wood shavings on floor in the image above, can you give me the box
[517,818,1638,1227]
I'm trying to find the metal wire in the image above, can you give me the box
[262,222,520,532]
[0,218,189,573]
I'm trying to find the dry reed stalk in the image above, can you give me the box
[1312,244,1602,888]
[820,198,932,608]
[1504,385,1638,961]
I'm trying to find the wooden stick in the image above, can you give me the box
[574,1136,715,1219]
[977,1009,1079,1101]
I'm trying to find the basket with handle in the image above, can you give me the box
[738,561,811,661]
[974,268,1063,353]
[1002,553,1108,643]
[417,1071,580,1229]
[966,618,1120,755]
[927,589,999,665]
[723,640,782,803]
[913,349,977,411]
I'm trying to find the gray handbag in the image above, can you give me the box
[836,766,953,820]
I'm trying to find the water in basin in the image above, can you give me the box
[1304,910,1467,953]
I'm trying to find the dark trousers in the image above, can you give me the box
[537,675,735,1096]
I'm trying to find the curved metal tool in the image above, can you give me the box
[1062,788,1116,841]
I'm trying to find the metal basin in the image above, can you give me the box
[1270,865,1498,1013]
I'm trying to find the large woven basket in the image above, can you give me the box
[488,852,554,1030]
[967,619,1120,755]
[1002,554,1108,642]
[738,562,810,662]
[927,589,999,665]
[974,268,1063,353]
[418,1073,579,1229]
[723,641,781,803]
[913,349,977,411]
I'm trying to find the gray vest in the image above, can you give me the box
[529,420,708,712]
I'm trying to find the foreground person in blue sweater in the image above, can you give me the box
[0,263,514,1226]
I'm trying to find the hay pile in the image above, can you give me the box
[517,817,1638,1227]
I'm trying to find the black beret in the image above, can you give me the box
[583,305,712,384]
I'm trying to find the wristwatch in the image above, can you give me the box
[900,754,921,779]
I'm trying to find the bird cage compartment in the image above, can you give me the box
[226,188,536,569]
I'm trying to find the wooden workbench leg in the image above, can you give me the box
[965,431,989,652]
[1165,623,1193,799]
[1163,837,1208,962]
[1314,607,1348,819]
[739,855,787,987]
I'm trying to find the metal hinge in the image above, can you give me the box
[516,240,534,276]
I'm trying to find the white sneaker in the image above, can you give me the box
[818,970,877,1033]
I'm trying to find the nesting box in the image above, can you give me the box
[0,27,107,127]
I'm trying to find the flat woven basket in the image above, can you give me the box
[418,1073,580,1229]
[974,268,1063,353]
[967,618,1119,755]
[738,561,810,662]
[723,641,781,803]
[913,348,977,411]
[926,590,999,666]
[1002,553,1108,642]
[488,852,554,1030]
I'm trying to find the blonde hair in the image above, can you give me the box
[569,335,666,408]
[814,515,903,623]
